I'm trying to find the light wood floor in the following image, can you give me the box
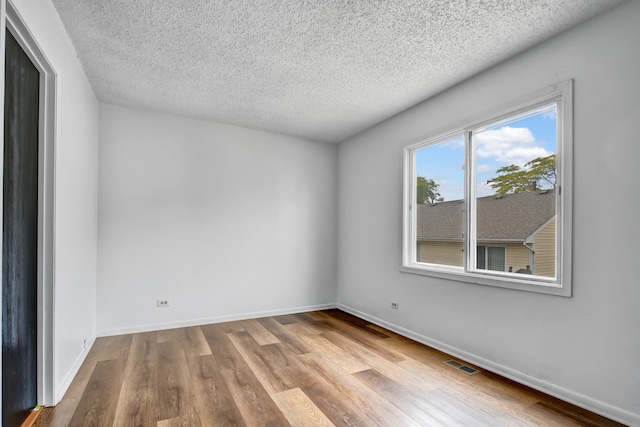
[39,310,624,426]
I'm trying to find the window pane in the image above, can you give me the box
[487,247,506,271]
[477,246,486,270]
[473,104,557,279]
[415,136,464,267]
[476,246,505,271]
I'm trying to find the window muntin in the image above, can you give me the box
[402,81,572,296]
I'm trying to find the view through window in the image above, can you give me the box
[414,105,557,278]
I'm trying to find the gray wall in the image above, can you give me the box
[97,104,338,335]
[337,1,640,424]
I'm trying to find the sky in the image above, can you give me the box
[415,104,557,201]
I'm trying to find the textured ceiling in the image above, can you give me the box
[52,0,625,143]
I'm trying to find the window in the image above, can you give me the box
[477,246,506,272]
[402,81,572,296]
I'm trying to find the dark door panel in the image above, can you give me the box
[2,29,40,427]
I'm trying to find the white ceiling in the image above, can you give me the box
[51,0,625,143]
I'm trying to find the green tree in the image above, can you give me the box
[416,176,441,204]
[486,154,556,195]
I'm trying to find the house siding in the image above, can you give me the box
[418,241,532,273]
[505,243,532,273]
[533,218,556,278]
[418,241,463,266]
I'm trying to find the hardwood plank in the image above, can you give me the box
[302,311,332,321]
[398,358,539,426]
[62,338,116,400]
[364,323,398,337]
[259,342,314,388]
[424,388,502,427]
[272,388,336,427]
[324,326,406,363]
[184,326,213,357]
[96,334,133,362]
[321,309,391,338]
[68,359,125,427]
[317,316,406,363]
[156,341,198,422]
[221,366,290,426]
[156,414,202,427]
[186,355,246,426]
[157,326,211,357]
[299,380,375,427]
[61,360,100,402]
[288,313,328,334]
[352,368,459,426]
[240,319,281,345]
[298,351,423,427]
[112,333,159,426]
[466,370,546,411]
[228,331,297,394]
[219,321,246,333]
[286,324,369,374]
[383,333,452,365]
[257,317,312,355]
[273,314,300,325]
[121,331,157,389]
[112,385,156,427]
[38,399,77,427]
[524,403,584,427]
[320,330,433,394]
[200,323,247,370]
[156,328,183,343]
[537,398,625,427]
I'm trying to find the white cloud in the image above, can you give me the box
[476,182,494,198]
[476,164,493,173]
[475,126,551,166]
[447,137,465,150]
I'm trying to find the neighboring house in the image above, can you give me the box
[416,189,556,277]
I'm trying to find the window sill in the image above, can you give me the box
[400,263,571,297]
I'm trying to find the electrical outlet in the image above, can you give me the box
[83,338,88,349]
[391,301,399,309]
[157,299,170,308]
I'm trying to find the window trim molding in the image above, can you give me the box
[401,80,573,297]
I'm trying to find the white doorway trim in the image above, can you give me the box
[3,0,57,407]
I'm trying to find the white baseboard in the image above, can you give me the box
[337,303,639,427]
[96,303,338,337]
[55,335,96,404]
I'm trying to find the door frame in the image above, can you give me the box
[1,0,56,408]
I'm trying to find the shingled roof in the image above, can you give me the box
[416,189,556,242]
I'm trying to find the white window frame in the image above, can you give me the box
[401,80,572,297]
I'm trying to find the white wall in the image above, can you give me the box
[97,104,338,335]
[337,1,640,425]
[6,0,100,403]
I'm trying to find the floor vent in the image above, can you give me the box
[443,360,481,375]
